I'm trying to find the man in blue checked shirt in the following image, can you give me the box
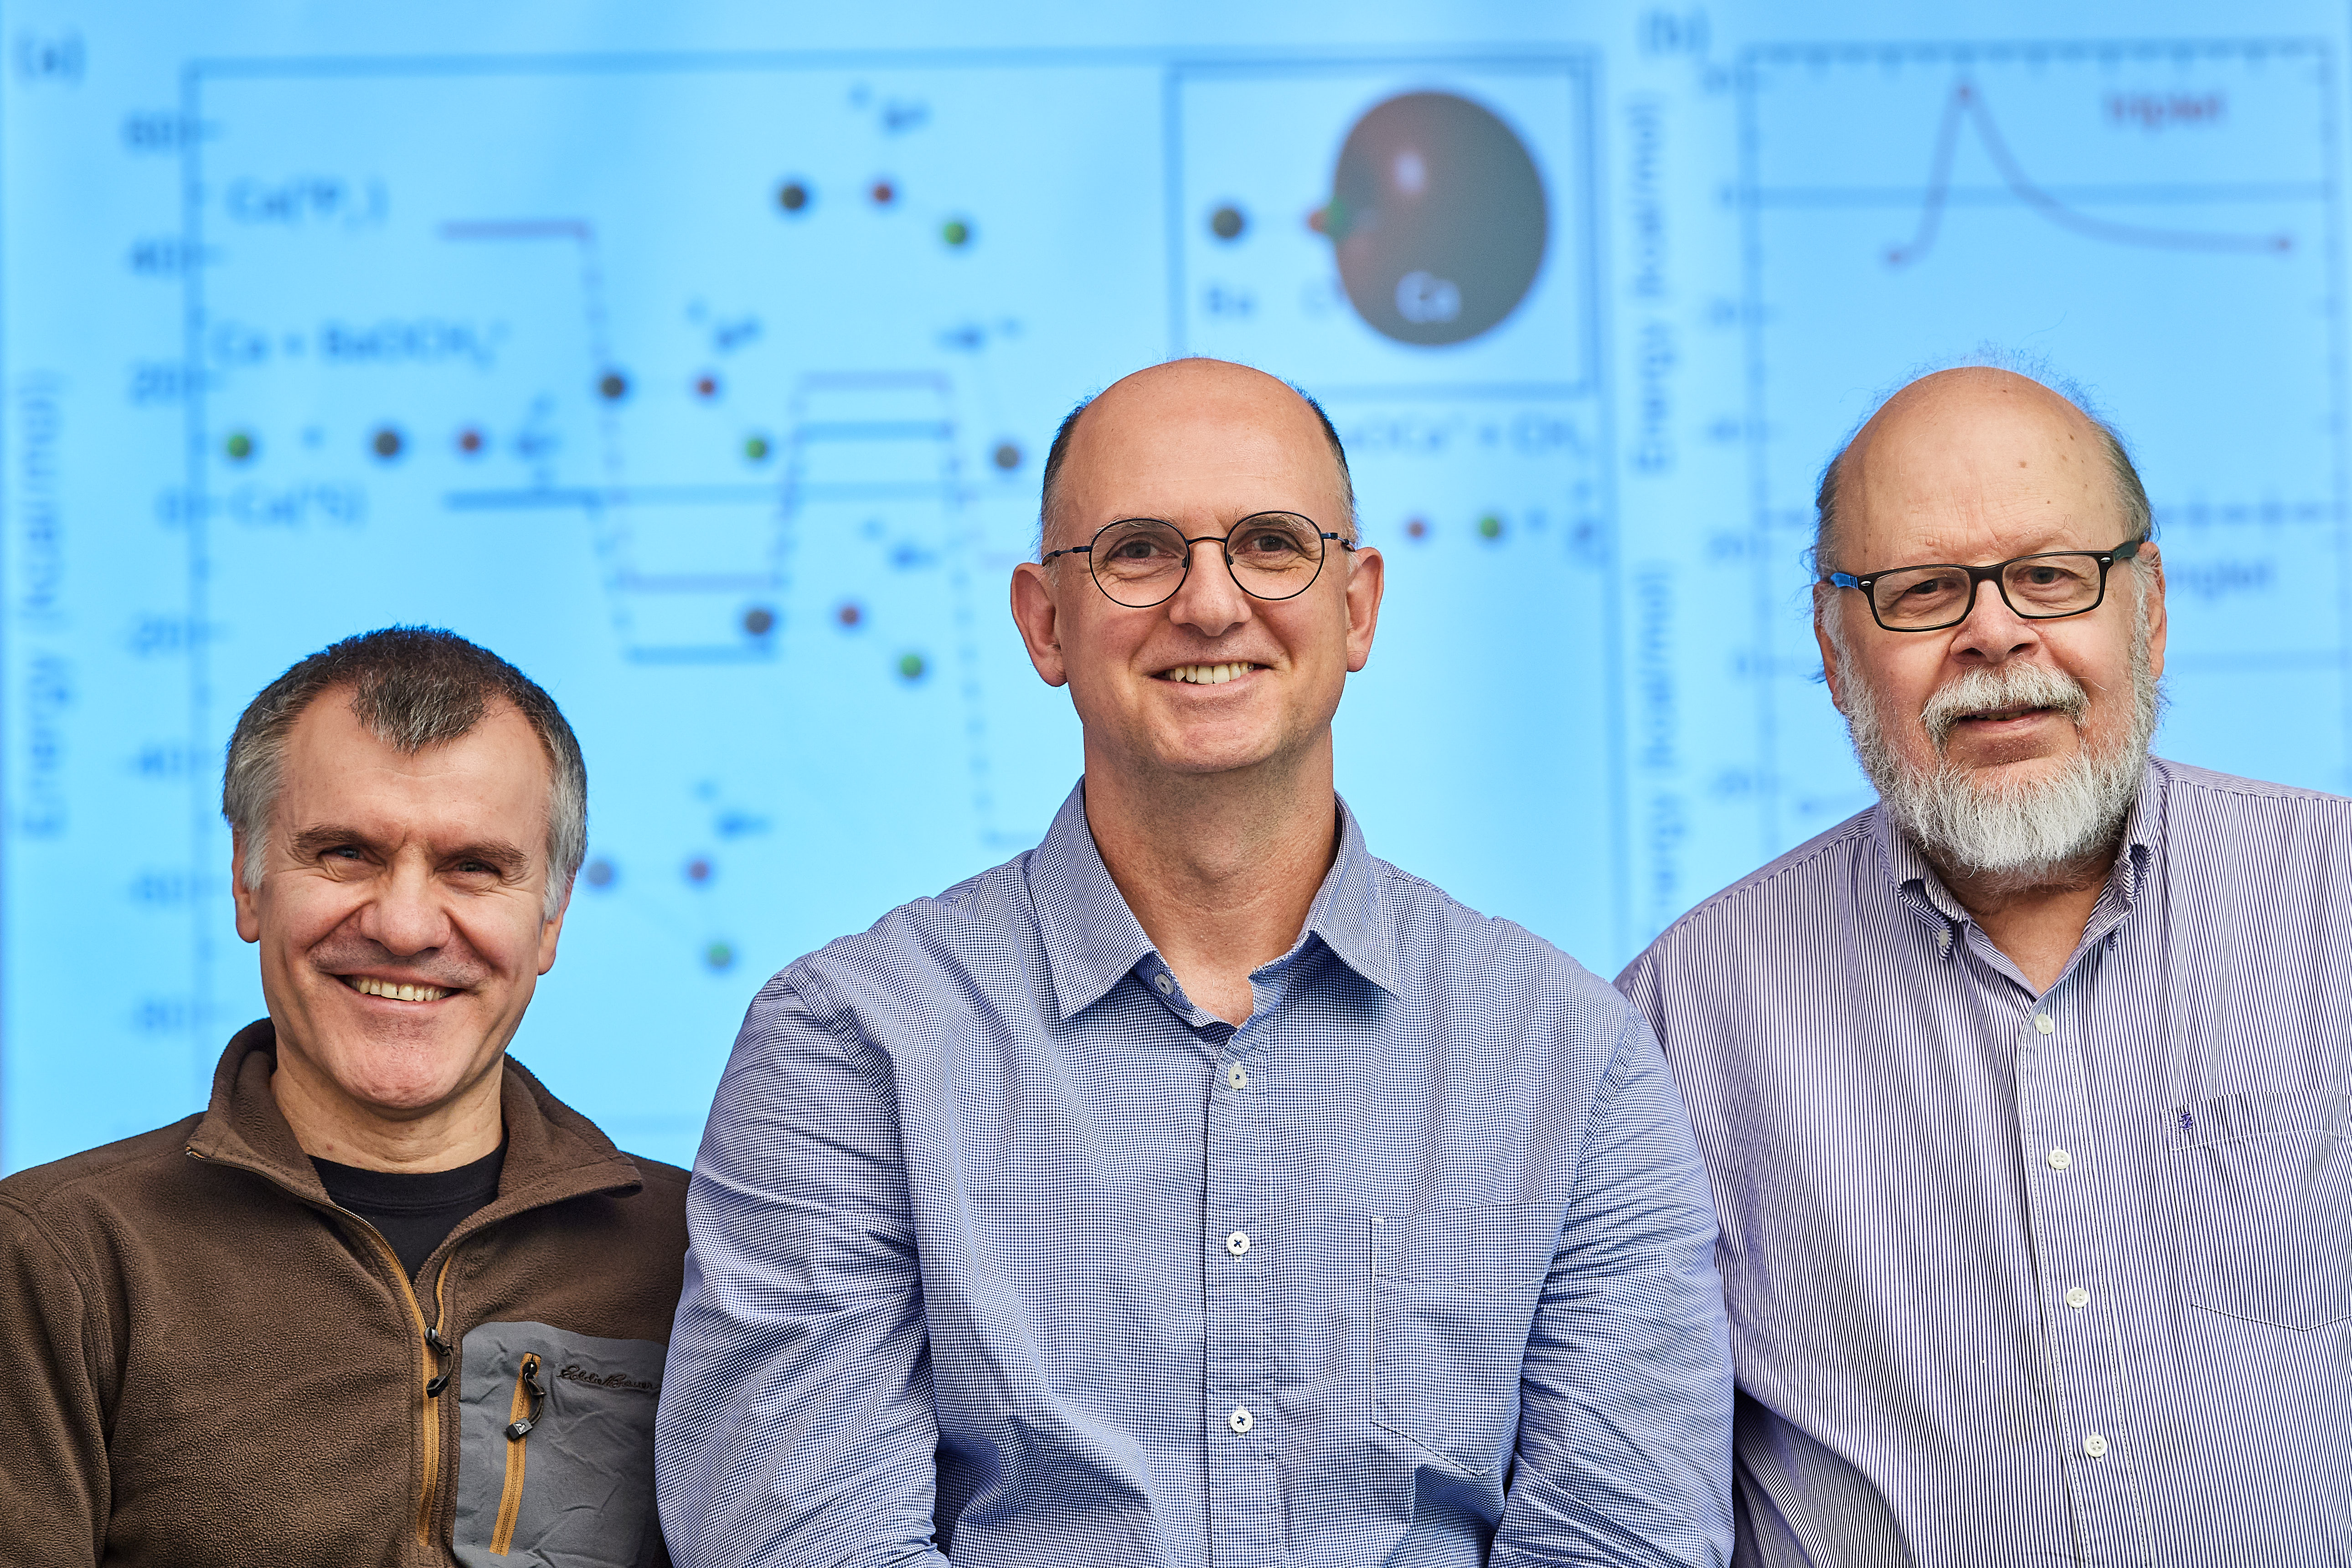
[1620,366,2352,1565]
[655,357,1735,1567]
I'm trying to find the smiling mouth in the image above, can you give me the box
[1159,661,1260,685]
[342,975,456,1003]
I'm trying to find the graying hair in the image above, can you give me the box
[1811,355,2154,578]
[222,627,587,919]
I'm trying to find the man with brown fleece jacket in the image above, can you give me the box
[0,628,689,1567]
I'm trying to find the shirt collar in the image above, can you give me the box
[1300,798,1398,998]
[1869,754,2167,930]
[1027,779,1398,1024]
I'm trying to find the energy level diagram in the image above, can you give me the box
[1738,40,2348,854]
[162,52,1610,1159]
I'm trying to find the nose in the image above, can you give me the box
[1163,535,1252,639]
[359,855,452,957]
[1945,573,2041,664]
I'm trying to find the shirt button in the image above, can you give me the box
[1226,1231,1250,1257]
[1153,972,1174,995]
[2065,1287,2091,1310]
[1226,1063,1248,1091]
[2034,1013,2055,1035]
[2083,1434,2108,1459]
[1228,1406,1253,1434]
[2047,1148,2074,1171]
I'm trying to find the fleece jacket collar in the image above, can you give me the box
[182,1019,646,1236]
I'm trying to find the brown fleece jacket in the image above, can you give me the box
[0,1021,691,1567]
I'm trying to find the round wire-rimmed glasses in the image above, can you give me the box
[1042,512,1356,609]
[1827,538,2144,632]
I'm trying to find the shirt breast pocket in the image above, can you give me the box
[2171,1088,2352,1332]
[452,1321,667,1568]
[1369,1203,1560,1478]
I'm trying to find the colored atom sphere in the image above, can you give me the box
[222,429,255,462]
[705,941,735,970]
[992,440,1022,471]
[1477,513,1504,540]
[1210,204,1247,241]
[1314,91,1547,346]
[743,433,771,462]
[777,180,810,213]
[941,217,972,248]
[456,426,485,455]
[598,370,629,401]
[836,601,863,628]
[742,606,775,636]
[1405,516,1429,541]
[870,178,896,206]
[583,858,615,889]
[897,651,926,681]
[695,373,719,399]
[370,425,403,460]
[685,856,712,885]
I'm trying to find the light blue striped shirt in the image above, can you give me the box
[1618,758,2352,1566]
[657,783,1733,1568]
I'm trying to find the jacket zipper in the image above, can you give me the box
[349,1224,455,1548]
[184,1147,459,1551]
[491,1351,547,1555]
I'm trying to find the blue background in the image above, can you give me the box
[5,1,2347,1171]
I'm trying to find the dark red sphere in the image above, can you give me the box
[1320,92,1547,346]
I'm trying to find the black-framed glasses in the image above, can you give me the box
[1827,538,2144,632]
[1042,512,1356,609]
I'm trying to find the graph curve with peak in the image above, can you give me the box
[1885,79,2296,268]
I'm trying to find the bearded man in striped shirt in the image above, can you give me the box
[1619,365,2350,1566]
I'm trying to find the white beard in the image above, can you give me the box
[1833,582,2162,885]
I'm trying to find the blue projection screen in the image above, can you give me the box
[5,3,2347,1171]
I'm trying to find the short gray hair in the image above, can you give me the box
[222,627,587,918]
[1812,356,2154,578]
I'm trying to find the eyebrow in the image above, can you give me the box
[288,824,533,876]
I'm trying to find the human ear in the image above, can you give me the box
[1342,547,1384,673]
[536,890,567,975]
[1010,561,1069,688]
[231,833,263,944]
[2136,545,2167,681]
[1814,595,1849,715]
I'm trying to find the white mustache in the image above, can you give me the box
[1920,663,2089,751]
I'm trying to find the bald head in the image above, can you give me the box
[1037,359,1357,555]
[1815,367,2150,578]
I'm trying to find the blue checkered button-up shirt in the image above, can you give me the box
[656,784,1734,1568]
[1618,759,2352,1566]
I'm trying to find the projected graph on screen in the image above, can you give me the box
[0,50,1607,1169]
[11,8,2352,1176]
[1736,39,2347,855]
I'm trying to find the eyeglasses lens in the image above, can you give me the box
[2001,554,2102,616]
[1227,514,1325,599]
[1091,520,1191,605]
[1870,566,1972,629]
